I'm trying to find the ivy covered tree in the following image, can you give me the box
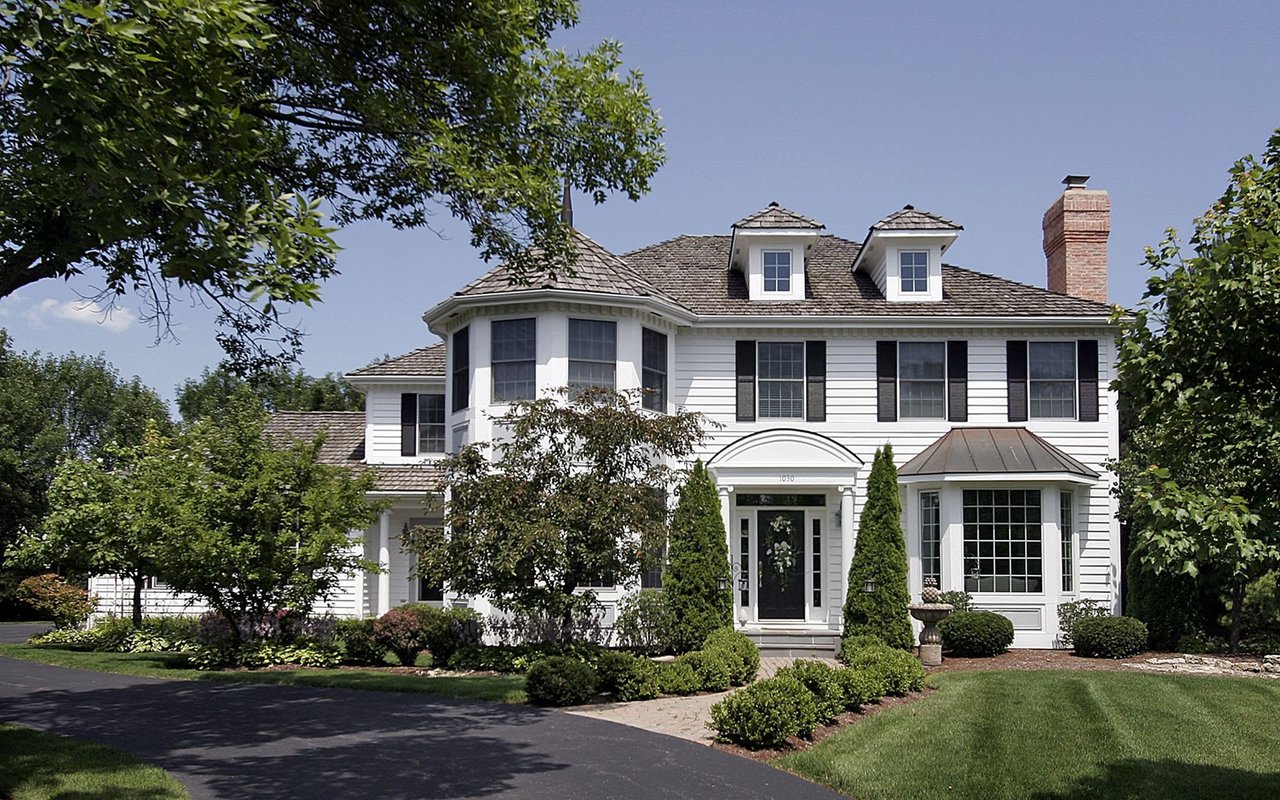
[1114,128,1280,652]
[843,445,912,650]
[407,389,704,642]
[664,460,732,653]
[1,0,664,370]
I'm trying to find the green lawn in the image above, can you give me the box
[0,643,525,703]
[778,670,1280,800]
[0,724,189,800]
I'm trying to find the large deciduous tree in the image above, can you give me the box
[843,445,913,650]
[1114,128,1280,653]
[664,460,732,652]
[407,389,705,642]
[176,362,363,421]
[1,0,664,370]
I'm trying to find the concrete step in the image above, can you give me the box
[747,630,840,659]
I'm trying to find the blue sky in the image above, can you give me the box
[2,1,1278,409]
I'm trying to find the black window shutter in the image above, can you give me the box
[806,340,826,422]
[400,393,418,456]
[876,341,897,422]
[451,327,470,413]
[947,340,968,422]
[735,341,756,422]
[1077,339,1100,422]
[1007,341,1028,422]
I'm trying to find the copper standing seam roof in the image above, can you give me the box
[898,427,1099,478]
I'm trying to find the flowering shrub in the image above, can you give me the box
[16,574,95,629]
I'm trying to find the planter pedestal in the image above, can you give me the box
[908,578,953,667]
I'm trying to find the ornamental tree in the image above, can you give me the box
[664,460,732,653]
[407,388,705,642]
[176,362,364,421]
[1,0,664,370]
[843,445,912,650]
[1113,128,1280,653]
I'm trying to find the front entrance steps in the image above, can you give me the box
[744,628,840,659]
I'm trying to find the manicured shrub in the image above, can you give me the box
[1125,547,1203,650]
[703,627,760,685]
[939,610,1015,657]
[1073,616,1148,659]
[834,667,883,709]
[656,659,699,696]
[938,590,974,612]
[16,574,95,629]
[524,656,600,706]
[842,447,913,650]
[447,642,605,673]
[775,659,845,723]
[665,461,733,653]
[373,606,430,666]
[409,605,484,666]
[679,649,732,692]
[338,619,388,666]
[709,676,818,749]
[614,590,677,655]
[1057,598,1109,648]
[595,651,660,701]
[839,633,888,663]
[844,644,926,696]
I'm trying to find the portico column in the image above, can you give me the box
[839,485,855,597]
[718,485,733,559]
[377,511,392,617]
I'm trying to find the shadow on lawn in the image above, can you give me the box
[1029,759,1280,800]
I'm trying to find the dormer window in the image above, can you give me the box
[900,251,929,293]
[763,251,792,293]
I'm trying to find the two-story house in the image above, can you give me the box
[91,176,1120,650]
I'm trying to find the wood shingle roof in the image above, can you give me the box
[264,412,443,494]
[732,203,825,230]
[347,343,446,378]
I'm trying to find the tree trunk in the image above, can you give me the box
[1228,578,1245,655]
[131,575,145,628]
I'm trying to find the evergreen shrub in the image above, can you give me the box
[703,627,760,685]
[709,676,818,749]
[842,447,913,650]
[679,649,732,692]
[939,610,1015,657]
[614,589,676,655]
[838,633,887,662]
[594,651,660,701]
[338,619,387,666]
[524,656,600,706]
[1056,598,1109,648]
[774,660,845,723]
[665,461,732,653]
[834,667,883,709]
[1125,548,1203,649]
[655,659,700,696]
[844,643,925,695]
[1073,616,1148,658]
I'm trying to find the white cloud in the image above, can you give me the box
[26,298,136,333]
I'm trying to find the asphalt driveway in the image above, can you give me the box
[0,656,841,800]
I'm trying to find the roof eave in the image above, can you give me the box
[897,471,1099,485]
[345,374,446,386]
[689,313,1118,328]
[423,288,696,333]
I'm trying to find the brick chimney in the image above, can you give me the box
[1042,175,1110,303]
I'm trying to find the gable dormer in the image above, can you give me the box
[853,205,962,302]
[729,203,824,302]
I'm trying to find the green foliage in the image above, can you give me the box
[594,650,660,701]
[524,656,601,706]
[834,667,883,709]
[446,641,605,673]
[1056,598,1109,648]
[843,642,926,696]
[407,389,704,641]
[613,589,676,655]
[939,610,1015,657]
[1239,571,1280,646]
[838,633,888,661]
[775,659,845,723]
[678,649,732,692]
[403,605,484,666]
[655,659,699,696]
[338,619,388,666]
[1073,617,1148,659]
[843,446,912,650]
[710,676,819,749]
[176,365,364,421]
[0,0,664,370]
[702,627,760,686]
[1125,546,1202,649]
[1114,128,1280,652]
[189,641,340,670]
[665,460,732,653]
[15,574,94,629]
[938,590,974,612]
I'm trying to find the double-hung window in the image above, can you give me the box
[763,251,792,293]
[899,342,946,418]
[491,318,536,402]
[963,489,1043,593]
[757,342,804,418]
[641,327,667,411]
[1029,342,1077,418]
[417,394,445,453]
[900,251,929,293]
[920,491,941,585]
[568,319,617,393]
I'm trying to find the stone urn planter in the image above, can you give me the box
[908,578,953,666]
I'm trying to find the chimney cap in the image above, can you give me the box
[1062,175,1090,189]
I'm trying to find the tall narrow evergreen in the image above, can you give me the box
[843,445,913,649]
[665,460,733,652]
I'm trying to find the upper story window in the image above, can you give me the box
[641,327,667,412]
[900,251,929,293]
[401,393,445,456]
[491,318,536,402]
[1029,341,1076,418]
[763,251,792,293]
[758,341,804,418]
[899,342,946,418]
[568,319,617,393]
[451,326,469,412]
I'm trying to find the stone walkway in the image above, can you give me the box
[567,655,840,744]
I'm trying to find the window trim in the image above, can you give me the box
[1028,341,1079,420]
[899,250,930,294]
[962,488,1045,595]
[897,341,948,419]
[641,327,668,412]
[416,393,446,454]
[762,250,793,293]
[756,341,806,419]
[567,317,618,394]
[490,316,537,403]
